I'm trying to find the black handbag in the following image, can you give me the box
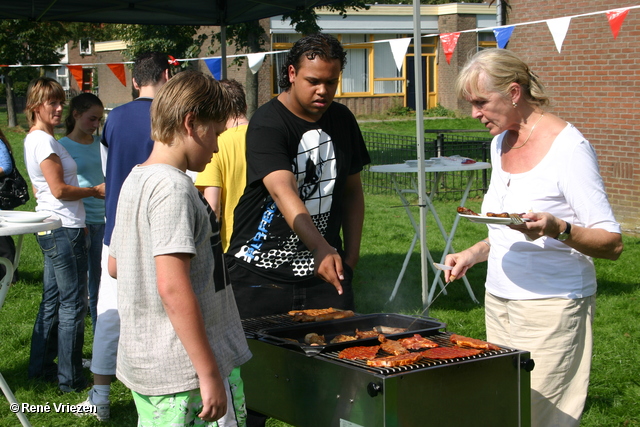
[0,150,30,210]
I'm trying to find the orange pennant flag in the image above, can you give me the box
[107,63,127,86]
[66,65,83,88]
[440,32,461,64]
[606,8,629,39]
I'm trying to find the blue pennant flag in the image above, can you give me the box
[204,58,222,80]
[493,26,515,49]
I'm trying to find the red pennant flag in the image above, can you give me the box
[66,65,83,88]
[440,32,461,64]
[606,8,629,39]
[107,63,127,86]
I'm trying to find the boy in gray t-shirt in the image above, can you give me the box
[109,70,251,425]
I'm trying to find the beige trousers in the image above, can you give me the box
[485,292,595,427]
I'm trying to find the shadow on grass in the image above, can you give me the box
[353,252,487,315]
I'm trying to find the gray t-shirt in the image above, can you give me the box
[111,164,251,396]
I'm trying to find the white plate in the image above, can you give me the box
[0,211,52,223]
[459,213,515,225]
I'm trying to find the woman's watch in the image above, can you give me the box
[556,221,572,241]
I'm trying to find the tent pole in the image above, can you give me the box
[221,25,228,79]
[412,0,429,309]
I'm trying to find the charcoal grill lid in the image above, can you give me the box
[255,313,446,357]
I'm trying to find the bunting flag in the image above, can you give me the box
[247,53,266,75]
[1,6,638,71]
[546,16,572,53]
[388,38,412,72]
[493,26,515,49]
[107,63,127,86]
[440,32,460,64]
[66,65,84,88]
[606,8,630,39]
[203,57,222,80]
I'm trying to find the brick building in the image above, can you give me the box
[497,1,639,234]
[59,3,497,115]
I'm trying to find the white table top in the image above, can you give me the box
[370,161,491,174]
[0,217,62,237]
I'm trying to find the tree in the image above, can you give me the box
[376,0,484,3]
[100,24,207,97]
[0,20,69,127]
[109,24,207,62]
[211,1,369,116]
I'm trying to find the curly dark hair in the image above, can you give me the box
[278,33,347,91]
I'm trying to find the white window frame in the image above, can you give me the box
[79,38,92,55]
[56,66,70,90]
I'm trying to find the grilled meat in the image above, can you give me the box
[378,334,409,355]
[366,352,423,368]
[450,334,500,351]
[398,334,439,350]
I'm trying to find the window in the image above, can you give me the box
[340,34,369,94]
[79,38,92,55]
[478,32,497,50]
[56,66,70,90]
[373,35,404,95]
[57,44,69,63]
[270,33,406,98]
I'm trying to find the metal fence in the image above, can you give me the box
[362,130,493,200]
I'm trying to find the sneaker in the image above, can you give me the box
[75,389,110,421]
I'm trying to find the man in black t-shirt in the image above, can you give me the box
[226,33,370,320]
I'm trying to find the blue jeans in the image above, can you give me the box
[28,227,88,392]
[85,223,105,333]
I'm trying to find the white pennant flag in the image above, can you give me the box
[247,53,266,74]
[388,38,412,72]
[546,17,572,53]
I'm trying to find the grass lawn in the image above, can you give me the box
[0,112,638,426]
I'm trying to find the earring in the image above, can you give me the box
[512,102,518,108]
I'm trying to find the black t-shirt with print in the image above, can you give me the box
[227,97,370,283]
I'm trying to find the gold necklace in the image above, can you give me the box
[506,113,545,149]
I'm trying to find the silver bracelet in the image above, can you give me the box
[480,239,491,248]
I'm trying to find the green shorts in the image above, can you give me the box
[132,369,246,427]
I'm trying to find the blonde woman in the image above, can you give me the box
[446,49,622,427]
[23,77,105,393]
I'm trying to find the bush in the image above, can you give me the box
[386,105,414,117]
[425,103,457,118]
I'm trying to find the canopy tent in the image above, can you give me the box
[0,0,342,26]
[0,0,432,308]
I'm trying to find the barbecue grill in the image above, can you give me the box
[241,313,534,427]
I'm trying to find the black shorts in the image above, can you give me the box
[225,255,354,319]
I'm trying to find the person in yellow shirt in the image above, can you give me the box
[195,79,248,250]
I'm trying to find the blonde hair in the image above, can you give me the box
[25,77,66,127]
[456,49,550,108]
[151,71,231,144]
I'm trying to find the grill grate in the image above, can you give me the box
[243,314,518,376]
[242,314,298,336]
[320,332,517,375]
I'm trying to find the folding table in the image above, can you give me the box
[0,215,62,427]
[369,160,491,305]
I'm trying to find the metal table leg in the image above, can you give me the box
[388,176,446,302]
[427,172,479,304]
[0,235,32,427]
